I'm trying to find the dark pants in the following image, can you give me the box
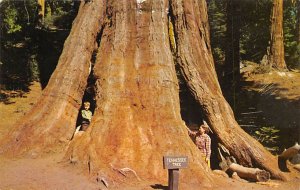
[81,121,90,131]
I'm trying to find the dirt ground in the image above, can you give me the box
[0,82,42,137]
[0,153,299,190]
[0,152,299,190]
[241,63,300,101]
[0,69,300,189]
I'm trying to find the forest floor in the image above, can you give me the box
[0,65,300,189]
[238,62,300,150]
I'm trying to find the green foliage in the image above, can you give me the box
[3,6,22,34]
[44,0,78,29]
[283,0,299,69]
[208,0,273,64]
[0,0,78,91]
[254,126,280,153]
[0,0,38,35]
[208,0,299,69]
[0,0,77,35]
[208,0,227,65]
[239,0,272,62]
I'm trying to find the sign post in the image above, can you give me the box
[163,156,188,190]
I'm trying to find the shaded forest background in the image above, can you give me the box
[208,0,299,69]
[0,0,299,154]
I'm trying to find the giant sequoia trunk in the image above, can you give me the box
[0,1,105,155]
[66,0,212,185]
[169,0,286,180]
[267,0,287,70]
[0,0,288,186]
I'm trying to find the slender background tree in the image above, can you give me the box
[266,0,287,69]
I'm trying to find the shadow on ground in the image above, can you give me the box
[150,184,168,190]
[232,73,300,154]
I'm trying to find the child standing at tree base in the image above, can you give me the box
[80,101,92,131]
[188,122,211,168]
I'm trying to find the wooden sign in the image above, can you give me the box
[163,156,188,169]
[163,156,188,190]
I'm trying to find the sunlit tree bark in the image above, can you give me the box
[37,0,45,24]
[267,0,287,70]
[0,1,105,156]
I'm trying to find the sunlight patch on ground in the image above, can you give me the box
[0,82,42,134]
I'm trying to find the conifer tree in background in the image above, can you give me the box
[0,0,79,90]
[266,0,287,70]
[207,0,226,66]
[37,0,45,25]
[282,0,299,69]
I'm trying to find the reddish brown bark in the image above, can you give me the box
[170,0,286,180]
[0,1,105,156]
[65,0,212,185]
[268,0,287,70]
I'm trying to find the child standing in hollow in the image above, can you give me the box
[81,101,92,131]
[188,122,211,168]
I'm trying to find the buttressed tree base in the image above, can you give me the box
[0,0,290,187]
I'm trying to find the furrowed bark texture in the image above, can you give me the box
[66,0,212,185]
[268,0,286,69]
[0,0,105,156]
[169,0,286,180]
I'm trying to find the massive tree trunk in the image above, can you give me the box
[267,0,287,70]
[0,0,288,186]
[65,0,212,185]
[170,0,286,180]
[0,1,105,156]
[224,0,241,109]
